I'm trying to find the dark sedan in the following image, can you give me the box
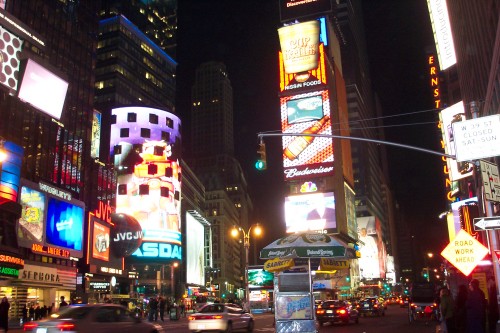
[315,300,359,326]
[358,297,385,317]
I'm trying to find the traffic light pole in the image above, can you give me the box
[257,132,456,159]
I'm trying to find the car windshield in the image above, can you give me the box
[56,306,93,319]
[323,301,345,307]
[199,304,225,313]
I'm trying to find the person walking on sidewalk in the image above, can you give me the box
[159,297,166,322]
[0,297,10,332]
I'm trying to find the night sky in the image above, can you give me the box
[176,0,449,261]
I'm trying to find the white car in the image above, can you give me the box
[22,304,163,333]
[188,303,254,332]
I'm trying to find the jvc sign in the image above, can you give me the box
[452,115,500,162]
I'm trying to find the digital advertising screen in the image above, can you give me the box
[281,90,334,181]
[357,216,381,279]
[439,101,473,181]
[0,141,23,204]
[279,42,328,94]
[278,20,320,74]
[0,25,23,93]
[111,107,182,261]
[91,110,101,159]
[248,268,274,289]
[17,180,84,258]
[17,58,69,120]
[284,192,336,233]
[186,212,205,286]
[87,213,124,275]
[279,0,332,23]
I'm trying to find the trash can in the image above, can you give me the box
[170,306,180,320]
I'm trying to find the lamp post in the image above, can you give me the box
[171,262,178,299]
[231,224,262,308]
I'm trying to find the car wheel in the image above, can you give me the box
[247,319,254,332]
[225,322,233,333]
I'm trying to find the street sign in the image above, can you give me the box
[480,160,500,203]
[441,229,489,276]
[452,114,500,162]
[473,217,500,231]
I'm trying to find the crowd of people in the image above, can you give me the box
[438,278,499,333]
[144,296,189,322]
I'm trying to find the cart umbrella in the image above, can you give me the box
[259,232,355,259]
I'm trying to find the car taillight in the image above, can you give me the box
[410,303,416,308]
[23,322,38,331]
[316,309,325,314]
[57,322,76,331]
[374,304,378,308]
[190,315,223,320]
[336,309,347,315]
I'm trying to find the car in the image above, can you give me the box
[400,295,410,308]
[22,303,164,333]
[315,300,359,326]
[188,303,254,332]
[357,297,385,317]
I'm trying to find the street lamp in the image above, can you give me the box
[171,262,178,299]
[231,224,262,308]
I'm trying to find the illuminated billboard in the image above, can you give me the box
[86,212,125,276]
[281,90,334,181]
[278,20,320,74]
[0,25,23,93]
[279,0,332,22]
[284,192,336,233]
[17,180,84,258]
[18,58,69,120]
[427,0,456,70]
[357,216,381,279]
[439,101,473,181]
[0,141,23,204]
[248,268,274,289]
[279,43,327,94]
[111,106,182,261]
[91,110,101,159]
[186,212,205,286]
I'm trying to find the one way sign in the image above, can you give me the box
[474,217,500,231]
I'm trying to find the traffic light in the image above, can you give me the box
[255,142,267,170]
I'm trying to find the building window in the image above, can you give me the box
[149,113,159,124]
[161,131,170,142]
[141,128,151,138]
[120,128,129,138]
[166,117,173,128]
[111,115,117,124]
[127,113,137,122]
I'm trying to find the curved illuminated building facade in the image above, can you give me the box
[110,106,182,295]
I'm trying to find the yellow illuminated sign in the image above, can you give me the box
[263,258,294,272]
[441,229,489,276]
[320,258,349,271]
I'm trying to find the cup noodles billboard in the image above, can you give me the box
[278,20,320,74]
[439,101,473,181]
[284,192,337,234]
[279,42,328,94]
[0,25,23,92]
[111,106,182,261]
[17,58,69,120]
[281,90,334,181]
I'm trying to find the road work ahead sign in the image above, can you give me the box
[441,229,489,276]
[452,115,500,162]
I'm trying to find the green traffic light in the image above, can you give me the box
[255,160,266,170]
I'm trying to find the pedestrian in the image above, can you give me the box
[466,279,487,333]
[440,287,455,333]
[59,296,68,310]
[0,297,10,332]
[455,284,468,333]
[148,297,158,322]
[487,277,499,333]
[159,297,166,321]
[22,306,28,324]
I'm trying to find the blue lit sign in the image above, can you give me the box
[132,242,182,260]
[46,197,83,251]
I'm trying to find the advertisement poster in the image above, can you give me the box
[284,192,336,233]
[46,197,84,251]
[18,186,46,243]
[92,221,110,261]
[275,293,313,320]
